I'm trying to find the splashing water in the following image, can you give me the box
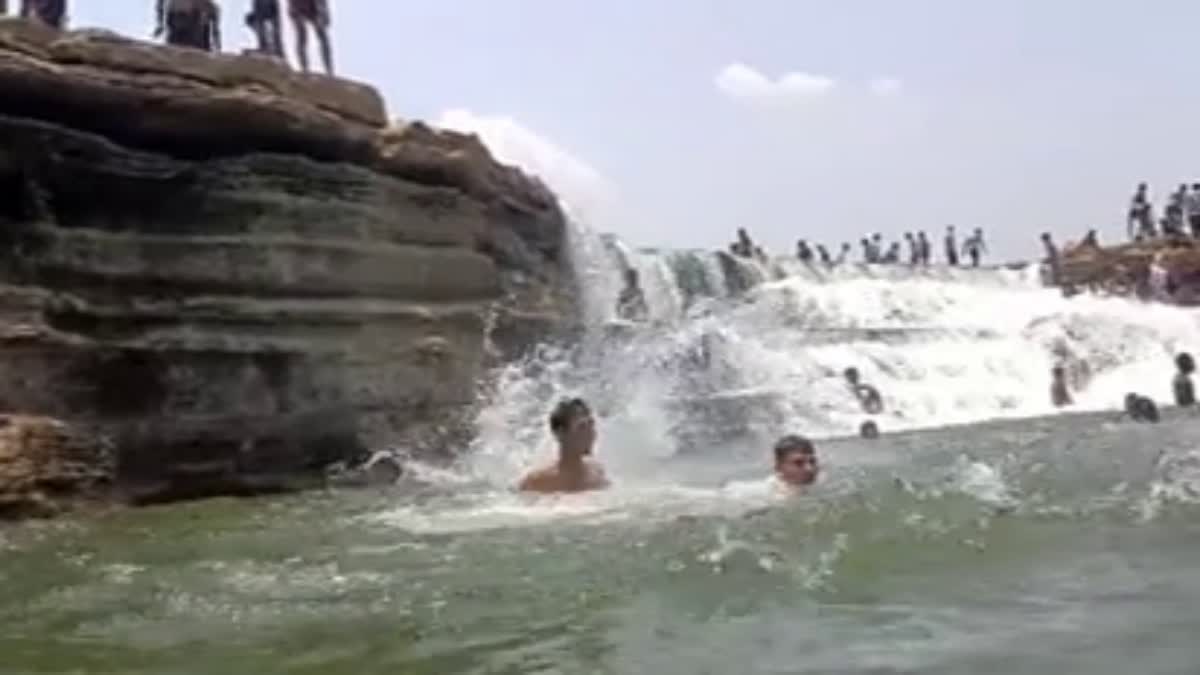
[468,219,1200,495]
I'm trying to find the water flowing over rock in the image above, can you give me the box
[0,20,576,511]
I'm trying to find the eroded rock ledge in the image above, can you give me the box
[0,19,578,512]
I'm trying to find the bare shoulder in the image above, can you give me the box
[517,465,558,493]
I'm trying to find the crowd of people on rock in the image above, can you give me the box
[1,0,335,75]
[1126,182,1200,241]
[729,226,991,268]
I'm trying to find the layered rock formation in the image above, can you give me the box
[0,19,576,508]
[1058,237,1200,304]
[0,415,114,518]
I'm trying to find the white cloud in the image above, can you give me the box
[435,108,618,224]
[869,77,904,97]
[715,63,836,104]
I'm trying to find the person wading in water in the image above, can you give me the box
[288,0,333,75]
[518,398,610,494]
[155,0,221,52]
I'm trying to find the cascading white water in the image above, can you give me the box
[470,221,1200,485]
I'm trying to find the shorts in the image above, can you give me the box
[288,0,327,23]
[250,0,279,22]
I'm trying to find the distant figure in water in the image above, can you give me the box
[156,0,221,52]
[1173,352,1196,407]
[1050,365,1073,407]
[245,0,284,58]
[616,268,649,322]
[518,398,609,494]
[844,367,884,414]
[859,420,880,439]
[1123,393,1160,423]
[773,434,819,489]
[20,0,65,28]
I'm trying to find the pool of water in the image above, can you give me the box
[3,410,1200,674]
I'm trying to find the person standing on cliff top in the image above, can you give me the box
[944,225,959,266]
[962,228,987,267]
[917,230,931,265]
[1128,183,1154,240]
[155,0,221,52]
[20,0,66,28]
[288,0,333,76]
[517,398,609,494]
[246,0,284,59]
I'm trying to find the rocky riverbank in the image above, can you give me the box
[0,19,577,515]
[1058,236,1200,304]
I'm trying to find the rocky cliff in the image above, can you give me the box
[0,19,576,508]
[1058,236,1200,304]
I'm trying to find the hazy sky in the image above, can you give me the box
[67,1,1200,260]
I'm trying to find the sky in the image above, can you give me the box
[64,1,1200,260]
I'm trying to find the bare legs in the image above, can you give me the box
[291,15,333,75]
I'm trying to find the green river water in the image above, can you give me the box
[2,410,1200,674]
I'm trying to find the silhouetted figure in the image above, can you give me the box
[944,225,959,266]
[288,0,333,75]
[156,0,221,52]
[816,244,832,266]
[1128,182,1154,239]
[834,243,851,265]
[844,367,884,414]
[796,239,813,263]
[859,237,873,264]
[962,227,986,267]
[905,232,919,265]
[859,420,880,439]
[1189,183,1200,238]
[1173,352,1196,407]
[1080,229,1099,249]
[1050,365,1073,407]
[732,228,755,258]
[1165,184,1188,236]
[616,268,648,322]
[20,0,65,28]
[246,0,284,58]
[917,231,931,265]
[1041,232,1061,286]
[881,242,901,264]
[1123,393,1159,423]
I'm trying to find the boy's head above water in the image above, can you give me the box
[549,398,596,457]
[774,435,819,487]
[1176,352,1195,375]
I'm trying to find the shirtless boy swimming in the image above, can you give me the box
[517,398,610,494]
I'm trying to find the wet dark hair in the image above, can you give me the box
[1176,352,1195,375]
[773,434,815,464]
[549,398,590,433]
[859,420,880,439]
[843,367,859,381]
